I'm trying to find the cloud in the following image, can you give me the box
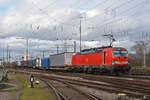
[0,0,12,4]
[0,0,150,59]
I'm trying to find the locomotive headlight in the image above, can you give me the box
[112,61,120,65]
[123,61,128,64]
[115,61,120,64]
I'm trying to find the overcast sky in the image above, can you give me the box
[0,0,150,60]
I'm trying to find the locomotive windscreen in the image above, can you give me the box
[113,50,128,57]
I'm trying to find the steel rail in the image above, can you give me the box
[40,78,68,100]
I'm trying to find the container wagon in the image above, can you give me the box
[41,58,50,69]
[50,52,74,67]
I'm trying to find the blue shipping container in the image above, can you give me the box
[33,59,36,67]
[29,60,33,67]
[29,59,36,68]
[21,61,24,67]
[29,60,32,67]
[41,58,50,68]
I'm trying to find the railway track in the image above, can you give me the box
[55,79,104,100]
[48,77,146,98]
[7,68,150,99]
[40,78,68,100]
[52,73,150,98]
[40,78,103,100]
[53,72,150,87]
[123,74,150,80]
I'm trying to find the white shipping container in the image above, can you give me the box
[36,58,41,68]
[50,52,73,67]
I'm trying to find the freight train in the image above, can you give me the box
[16,46,131,75]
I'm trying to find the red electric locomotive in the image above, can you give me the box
[72,46,131,74]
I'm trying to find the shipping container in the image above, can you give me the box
[17,61,21,66]
[24,60,29,67]
[33,59,36,68]
[20,61,24,67]
[36,58,41,68]
[29,59,36,68]
[41,58,50,68]
[29,60,33,67]
[50,52,73,67]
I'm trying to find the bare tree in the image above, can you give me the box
[131,41,150,67]
[131,41,149,55]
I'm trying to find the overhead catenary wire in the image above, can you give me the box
[2,0,150,57]
[89,0,149,29]
[82,0,150,41]
[2,0,147,34]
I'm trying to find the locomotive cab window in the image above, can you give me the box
[113,50,128,57]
